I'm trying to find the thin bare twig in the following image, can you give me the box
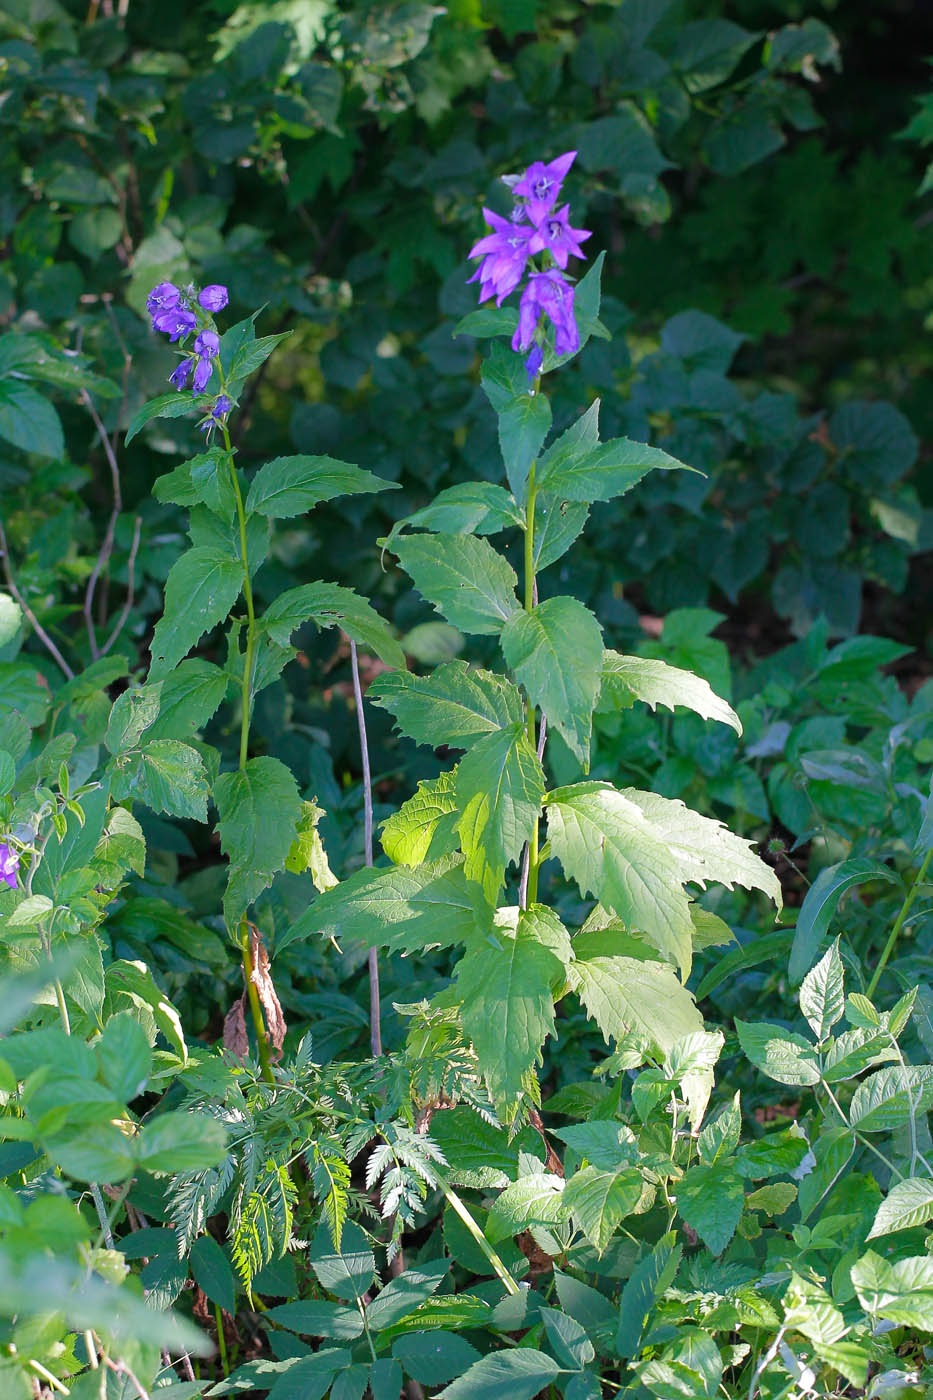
[99,514,142,657]
[349,638,382,1057]
[0,519,74,679]
[103,1355,151,1399]
[81,389,123,659]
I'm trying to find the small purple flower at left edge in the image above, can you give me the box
[169,358,195,390]
[199,395,233,438]
[467,208,534,306]
[0,841,19,890]
[512,270,580,359]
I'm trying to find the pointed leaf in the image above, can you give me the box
[600,651,741,733]
[148,547,243,681]
[110,739,210,822]
[546,782,695,975]
[262,581,403,669]
[386,481,520,544]
[616,1232,681,1360]
[213,756,302,924]
[145,659,229,742]
[436,1349,561,1400]
[569,954,703,1055]
[369,662,524,750]
[868,1179,933,1239]
[788,858,900,982]
[455,724,545,901]
[849,1066,933,1133]
[125,391,211,446]
[563,1165,643,1254]
[675,1162,744,1255]
[501,596,603,764]
[393,534,519,636]
[381,773,460,867]
[800,940,845,1040]
[537,433,689,503]
[245,455,396,519]
[735,1020,820,1086]
[497,389,552,502]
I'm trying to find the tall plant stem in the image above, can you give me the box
[867,846,933,999]
[523,464,540,906]
[219,418,274,1083]
[349,638,382,1057]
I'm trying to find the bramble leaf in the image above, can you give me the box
[369,663,524,750]
[381,773,460,867]
[109,739,209,822]
[213,756,302,925]
[393,534,519,636]
[263,581,404,669]
[569,954,703,1055]
[148,547,243,681]
[600,651,741,733]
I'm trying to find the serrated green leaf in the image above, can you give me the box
[822,1026,896,1082]
[563,1165,643,1254]
[153,446,234,518]
[616,1232,681,1360]
[868,1178,933,1239]
[455,723,545,901]
[0,380,64,458]
[148,547,244,681]
[436,1349,561,1400]
[226,330,293,385]
[536,432,688,503]
[497,387,552,502]
[851,1250,933,1331]
[392,1331,482,1386]
[125,390,211,446]
[213,756,302,925]
[145,659,229,742]
[735,1019,820,1086]
[109,739,209,821]
[263,581,404,669]
[369,662,523,750]
[501,596,603,764]
[264,1299,363,1340]
[105,684,162,754]
[569,954,703,1055]
[309,1221,375,1302]
[800,940,845,1040]
[279,857,490,954]
[675,1162,744,1255]
[546,782,695,975]
[600,651,741,733]
[486,1174,566,1242]
[456,905,563,1100]
[849,1066,933,1133]
[190,1234,236,1314]
[381,773,460,866]
[386,482,520,547]
[698,1093,741,1164]
[245,454,396,519]
[393,533,519,636]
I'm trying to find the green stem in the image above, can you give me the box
[435,1170,521,1296]
[524,464,540,906]
[214,1303,230,1377]
[867,846,933,999]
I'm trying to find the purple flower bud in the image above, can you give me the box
[193,329,220,359]
[512,271,579,359]
[0,841,19,891]
[153,306,197,343]
[169,358,195,390]
[525,343,543,385]
[146,281,181,316]
[213,395,233,416]
[198,285,229,312]
[192,357,214,394]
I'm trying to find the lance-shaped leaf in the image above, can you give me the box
[385,481,520,546]
[600,651,741,733]
[620,788,783,908]
[125,390,213,446]
[675,1161,744,1256]
[455,906,566,1100]
[145,659,229,742]
[788,858,900,983]
[455,724,545,901]
[499,391,552,503]
[563,1166,643,1255]
[536,432,689,503]
[546,782,695,975]
[148,546,244,681]
[109,739,209,822]
[849,1066,933,1133]
[214,756,302,926]
[278,856,492,955]
[369,662,524,750]
[393,533,519,636]
[381,773,460,866]
[263,581,404,669]
[501,596,603,765]
[245,454,396,519]
[153,446,235,519]
[868,1179,933,1240]
[568,954,703,1055]
[799,939,845,1041]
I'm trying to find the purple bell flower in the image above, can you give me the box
[525,343,543,385]
[512,151,577,224]
[153,306,197,343]
[199,395,233,438]
[528,204,591,270]
[467,209,535,306]
[512,271,579,358]
[198,285,229,313]
[193,329,220,358]
[169,359,195,390]
[0,841,19,891]
[146,281,181,316]
[192,357,214,394]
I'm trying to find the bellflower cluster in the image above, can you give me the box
[146,280,231,404]
[468,151,590,383]
[0,841,19,890]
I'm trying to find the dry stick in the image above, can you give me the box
[81,389,123,660]
[99,514,142,656]
[349,638,382,1057]
[103,1355,151,1400]
[0,519,74,679]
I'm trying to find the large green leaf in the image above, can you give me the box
[393,534,519,636]
[145,659,230,742]
[536,432,687,503]
[868,1179,933,1240]
[368,662,524,750]
[455,724,545,901]
[279,856,491,954]
[616,1232,681,1360]
[735,1020,820,1086]
[386,482,520,545]
[213,756,302,924]
[381,773,460,866]
[849,1067,933,1134]
[0,380,64,458]
[244,454,396,519]
[675,1162,744,1255]
[456,905,565,1100]
[563,1165,643,1254]
[501,596,603,764]
[851,1251,933,1332]
[262,580,404,668]
[148,547,244,681]
[788,858,900,982]
[546,782,695,975]
[799,940,845,1041]
[485,1173,567,1241]
[109,739,209,821]
[124,390,212,446]
[600,651,741,733]
[497,388,552,503]
[620,788,783,908]
[569,953,703,1055]
[436,1349,561,1400]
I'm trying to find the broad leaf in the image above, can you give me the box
[393,534,519,636]
[280,856,491,954]
[153,446,234,519]
[455,724,545,901]
[0,380,64,458]
[262,580,404,669]
[456,905,564,1100]
[851,1251,933,1332]
[788,858,900,982]
[486,1174,566,1241]
[436,1349,561,1400]
[110,739,210,822]
[213,756,302,925]
[546,782,695,975]
[369,662,523,750]
[563,1165,643,1254]
[381,773,460,867]
[105,685,162,754]
[501,596,603,764]
[245,454,396,519]
[616,1233,681,1359]
[386,481,520,544]
[675,1162,744,1255]
[849,1066,933,1133]
[735,1020,820,1086]
[145,659,229,742]
[868,1179,933,1239]
[124,390,212,445]
[148,547,243,681]
[536,432,688,503]
[497,389,552,502]
[600,651,741,733]
[799,940,845,1040]
[569,954,703,1055]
